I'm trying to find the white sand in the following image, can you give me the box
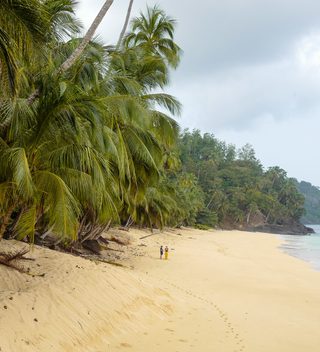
[1,229,320,351]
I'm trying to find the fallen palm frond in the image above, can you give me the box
[0,247,31,273]
[79,255,127,267]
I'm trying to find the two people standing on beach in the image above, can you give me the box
[160,245,169,260]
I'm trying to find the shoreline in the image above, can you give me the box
[277,227,320,272]
[1,228,320,351]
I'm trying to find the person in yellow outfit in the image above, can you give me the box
[164,246,169,260]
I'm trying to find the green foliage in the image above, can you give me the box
[194,224,211,230]
[178,130,305,228]
[168,173,205,226]
[196,209,218,227]
[0,3,184,241]
[296,180,320,224]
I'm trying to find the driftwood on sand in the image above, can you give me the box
[0,247,32,273]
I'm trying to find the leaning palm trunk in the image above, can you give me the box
[115,0,134,50]
[28,0,114,104]
[124,215,134,229]
[78,213,111,243]
[58,0,114,74]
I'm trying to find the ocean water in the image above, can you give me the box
[279,225,320,271]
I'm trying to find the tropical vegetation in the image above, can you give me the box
[177,130,305,229]
[0,1,308,248]
[295,181,320,224]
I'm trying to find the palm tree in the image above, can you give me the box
[27,0,114,103]
[0,4,184,243]
[0,52,114,241]
[116,0,135,51]
[0,0,49,94]
[124,5,182,68]
[0,0,82,97]
[58,0,114,74]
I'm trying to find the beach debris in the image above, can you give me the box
[0,247,45,276]
[139,231,161,240]
[98,236,109,245]
[0,247,31,273]
[108,233,131,245]
[82,239,101,254]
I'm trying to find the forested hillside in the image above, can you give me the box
[175,130,305,230]
[296,181,320,224]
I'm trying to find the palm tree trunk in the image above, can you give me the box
[206,194,214,209]
[58,0,114,74]
[27,0,114,104]
[115,0,134,50]
[246,209,251,224]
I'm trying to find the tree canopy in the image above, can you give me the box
[177,130,305,229]
[295,180,320,224]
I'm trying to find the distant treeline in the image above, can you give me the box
[295,181,320,224]
[169,130,305,229]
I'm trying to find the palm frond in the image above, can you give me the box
[0,147,34,199]
[15,205,37,242]
[34,170,80,241]
[142,93,181,116]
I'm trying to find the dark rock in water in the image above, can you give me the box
[245,222,314,236]
[304,225,315,234]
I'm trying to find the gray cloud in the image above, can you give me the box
[174,51,320,129]
[216,111,320,183]
[77,1,320,70]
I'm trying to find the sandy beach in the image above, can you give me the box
[1,228,320,352]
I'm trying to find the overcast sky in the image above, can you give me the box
[77,0,320,186]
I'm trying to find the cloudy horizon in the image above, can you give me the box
[76,0,320,186]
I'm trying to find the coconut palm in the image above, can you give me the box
[0,3,184,243]
[58,0,114,74]
[0,0,49,94]
[116,0,135,50]
[124,5,182,68]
